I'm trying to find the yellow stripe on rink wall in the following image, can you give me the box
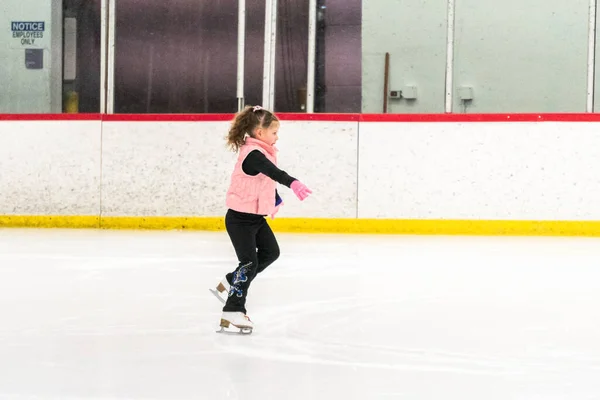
[1,215,600,236]
[0,215,100,229]
[268,218,600,236]
[100,216,226,231]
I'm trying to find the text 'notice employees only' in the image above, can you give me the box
[11,21,45,46]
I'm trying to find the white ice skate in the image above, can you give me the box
[209,277,230,304]
[217,312,253,335]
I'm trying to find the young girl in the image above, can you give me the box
[212,105,312,334]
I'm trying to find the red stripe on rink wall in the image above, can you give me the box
[101,114,234,121]
[276,113,360,121]
[0,113,102,121]
[358,113,600,122]
[101,113,361,122]
[2,113,600,122]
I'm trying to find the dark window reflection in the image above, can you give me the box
[114,0,237,113]
[63,0,101,113]
[317,0,361,113]
[110,0,361,114]
[275,0,308,112]
[274,0,361,113]
[243,1,265,109]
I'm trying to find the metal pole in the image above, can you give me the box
[444,0,456,113]
[587,0,597,112]
[50,0,63,112]
[237,0,246,111]
[306,0,317,113]
[383,53,390,113]
[269,0,277,110]
[100,0,107,113]
[106,0,116,113]
[262,0,277,110]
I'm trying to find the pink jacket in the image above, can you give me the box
[226,137,278,216]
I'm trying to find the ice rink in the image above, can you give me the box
[0,228,599,400]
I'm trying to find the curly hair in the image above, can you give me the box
[226,106,279,152]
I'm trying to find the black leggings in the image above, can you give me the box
[223,209,280,314]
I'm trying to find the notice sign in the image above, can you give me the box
[11,21,45,47]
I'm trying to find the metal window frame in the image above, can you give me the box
[262,0,278,110]
[306,0,317,113]
[587,0,597,112]
[237,0,246,111]
[100,0,116,114]
[444,0,456,113]
[100,0,107,113]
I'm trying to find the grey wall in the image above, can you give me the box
[362,0,448,113]
[453,0,589,113]
[0,0,62,113]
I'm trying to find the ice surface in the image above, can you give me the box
[0,228,599,400]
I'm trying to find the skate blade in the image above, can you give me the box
[216,326,253,335]
[209,288,226,304]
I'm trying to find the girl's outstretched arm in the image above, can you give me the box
[242,150,296,187]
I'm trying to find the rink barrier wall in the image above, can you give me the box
[2,113,600,236]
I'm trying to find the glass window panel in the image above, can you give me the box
[361,0,447,113]
[454,0,588,113]
[64,0,101,113]
[317,0,361,113]
[274,0,308,112]
[243,1,266,109]
[274,0,361,113]
[114,0,238,113]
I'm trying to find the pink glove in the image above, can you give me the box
[291,180,312,201]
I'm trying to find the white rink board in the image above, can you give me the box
[358,121,600,220]
[274,120,358,218]
[101,121,235,217]
[101,120,357,218]
[0,121,101,215]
